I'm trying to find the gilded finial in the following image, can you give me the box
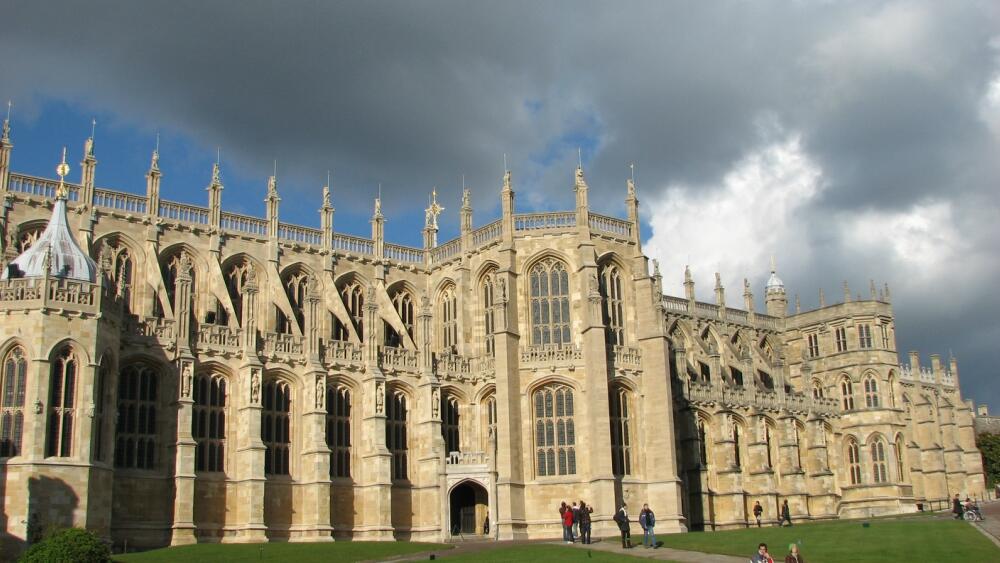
[425,187,444,228]
[55,147,70,200]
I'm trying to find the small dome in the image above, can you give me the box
[765,270,784,293]
[3,196,97,282]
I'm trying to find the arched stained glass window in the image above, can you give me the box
[534,384,575,476]
[0,347,27,457]
[46,348,77,457]
[386,390,408,480]
[847,438,862,484]
[193,374,227,473]
[600,264,625,346]
[262,380,291,476]
[114,364,158,469]
[529,259,571,346]
[609,388,633,476]
[326,386,351,478]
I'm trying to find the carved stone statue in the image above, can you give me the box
[496,276,507,302]
[375,381,385,414]
[432,388,440,419]
[177,251,194,278]
[251,369,261,404]
[181,363,193,398]
[315,374,325,409]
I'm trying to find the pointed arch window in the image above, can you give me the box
[0,346,27,457]
[193,374,227,473]
[335,282,365,341]
[765,424,774,469]
[871,439,888,483]
[262,380,291,476]
[114,364,158,470]
[812,380,824,399]
[609,388,633,476]
[385,290,414,347]
[278,270,308,334]
[439,285,458,351]
[386,390,408,480]
[841,378,855,411]
[895,435,905,481]
[482,275,496,356]
[697,420,709,467]
[534,384,576,476]
[483,395,497,449]
[46,348,77,457]
[847,438,862,484]
[600,264,625,346]
[225,259,254,325]
[442,394,460,454]
[887,375,897,408]
[103,240,134,312]
[529,259,571,346]
[864,375,880,408]
[326,386,351,478]
[733,423,742,469]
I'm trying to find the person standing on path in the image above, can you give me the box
[561,502,575,543]
[953,494,964,520]
[578,501,593,545]
[753,501,763,527]
[558,502,570,542]
[571,501,580,541]
[613,502,632,549]
[639,503,657,548]
[779,500,792,527]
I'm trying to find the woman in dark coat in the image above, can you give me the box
[578,501,593,544]
[613,503,632,548]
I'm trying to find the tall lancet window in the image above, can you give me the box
[0,346,27,458]
[102,239,134,312]
[326,386,351,478]
[439,285,458,351]
[225,259,254,325]
[871,438,888,483]
[600,264,625,346]
[262,380,291,476]
[335,282,365,341]
[609,387,633,476]
[529,258,571,346]
[482,274,496,356]
[441,394,460,454]
[847,438,862,484]
[193,374,227,473]
[385,290,414,347]
[46,348,78,457]
[386,390,408,480]
[278,270,309,334]
[533,384,576,476]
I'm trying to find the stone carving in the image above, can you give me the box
[315,374,325,409]
[432,388,440,419]
[251,369,261,404]
[496,276,507,302]
[34,399,43,414]
[375,381,385,414]
[177,251,194,278]
[181,362,193,398]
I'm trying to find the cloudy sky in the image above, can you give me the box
[3,1,999,408]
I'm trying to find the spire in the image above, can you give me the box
[371,184,385,259]
[843,280,851,303]
[684,265,695,302]
[574,157,589,217]
[150,134,160,172]
[819,288,826,308]
[714,272,725,308]
[145,140,162,219]
[423,188,443,249]
[743,277,754,312]
[764,256,788,318]
[795,294,801,314]
[80,120,98,206]
[501,157,515,243]
[1,100,10,143]
[870,279,877,300]
[765,255,785,294]
[265,166,280,240]
[2,148,96,282]
[320,172,335,250]
[207,156,224,230]
[460,184,473,236]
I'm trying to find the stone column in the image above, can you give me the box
[356,286,393,540]
[777,414,808,519]
[170,254,197,545]
[804,414,836,519]
[293,277,333,541]
[414,293,445,541]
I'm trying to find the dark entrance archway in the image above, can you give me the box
[449,481,488,536]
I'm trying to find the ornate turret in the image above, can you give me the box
[574,160,589,228]
[764,257,787,318]
[0,101,13,193]
[2,149,96,282]
[320,174,334,250]
[423,188,443,249]
[207,161,224,230]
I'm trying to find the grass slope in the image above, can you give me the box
[113,541,448,563]
[660,518,999,562]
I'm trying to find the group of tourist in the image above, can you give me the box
[751,542,805,563]
[952,493,985,521]
[557,501,594,544]
[753,500,794,527]
[610,502,658,549]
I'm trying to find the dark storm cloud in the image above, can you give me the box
[2,1,999,406]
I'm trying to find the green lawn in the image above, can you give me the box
[658,518,1000,562]
[113,541,449,563]
[444,544,651,562]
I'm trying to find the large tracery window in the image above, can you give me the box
[114,364,158,470]
[0,346,27,457]
[103,240,134,312]
[864,375,880,408]
[263,380,291,476]
[847,438,862,485]
[193,374,227,473]
[533,384,576,477]
[385,291,414,347]
[335,282,365,341]
[841,378,855,411]
[386,390,408,480]
[530,259,571,346]
[46,348,77,457]
[439,285,458,351]
[442,395,460,454]
[871,438,888,483]
[278,270,308,334]
[609,388,633,476]
[600,264,626,346]
[482,275,496,356]
[326,386,351,478]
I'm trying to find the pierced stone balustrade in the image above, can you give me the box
[520,344,582,367]
[0,277,101,314]
[380,345,419,372]
[446,451,488,466]
[681,381,839,416]
[196,323,242,356]
[262,332,304,361]
[322,339,362,367]
[436,351,472,379]
[610,345,642,373]
[473,355,496,380]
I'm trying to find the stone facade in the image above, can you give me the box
[0,124,987,555]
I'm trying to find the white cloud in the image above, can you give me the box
[644,130,823,300]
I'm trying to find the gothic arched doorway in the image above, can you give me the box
[449,481,488,536]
